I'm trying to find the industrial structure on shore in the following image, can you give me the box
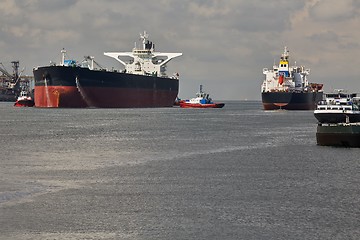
[0,61,34,102]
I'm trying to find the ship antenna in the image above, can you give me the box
[140,31,149,49]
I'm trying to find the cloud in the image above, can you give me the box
[308,30,339,43]
[188,1,231,18]
[0,0,21,16]
[1,0,360,100]
[310,0,355,21]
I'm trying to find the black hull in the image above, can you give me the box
[316,124,360,147]
[262,91,323,110]
[33,66,179,108]
[314,113,360,124]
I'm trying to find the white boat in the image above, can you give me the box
[180,85,224,108]
[314,90,360,123]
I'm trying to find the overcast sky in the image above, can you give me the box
[1,0,360,100]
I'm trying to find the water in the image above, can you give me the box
[0,101,359,239]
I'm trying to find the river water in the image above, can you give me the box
[0,101,359,239]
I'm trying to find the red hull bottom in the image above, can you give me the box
[34,86,177,108]
[262,103,315,110]
[180,103,225,108]
[14,100,35,107]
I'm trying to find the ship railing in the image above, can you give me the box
[319,122,360,127]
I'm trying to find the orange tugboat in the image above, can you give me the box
[180,85,224,108]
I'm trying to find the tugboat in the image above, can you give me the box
[314,90,360,123]
[14,90,35,107]
[33,31,182,108]
[261,47,323,110]
[180,85,225,108]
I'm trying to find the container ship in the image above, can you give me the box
[33,31,182,108]
[261,47,323,110]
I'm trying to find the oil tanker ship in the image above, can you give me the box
[261,47,323,110]
[33,31,182,108]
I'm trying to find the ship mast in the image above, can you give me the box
[60,49,66,66]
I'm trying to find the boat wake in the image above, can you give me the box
[75,76,94,107]
[44,78,51,107]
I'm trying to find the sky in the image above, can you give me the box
[1,0,360,100]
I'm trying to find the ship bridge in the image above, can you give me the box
[104,31,182,77]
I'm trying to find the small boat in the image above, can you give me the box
[14,90,35,107]
[314,90,360,123]
[180,85,224,108]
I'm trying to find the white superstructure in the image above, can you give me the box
[314,90,360,123]
[186,85,212,104]
[261,47,321,93]
[315,90,359,112]
[104,31,182,78]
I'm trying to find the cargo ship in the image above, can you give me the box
[33,31,182,108]
[261,47,323,110]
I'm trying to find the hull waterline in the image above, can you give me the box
[14,100,35,107]
[179,102,225,108]
[262,92,323,110]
